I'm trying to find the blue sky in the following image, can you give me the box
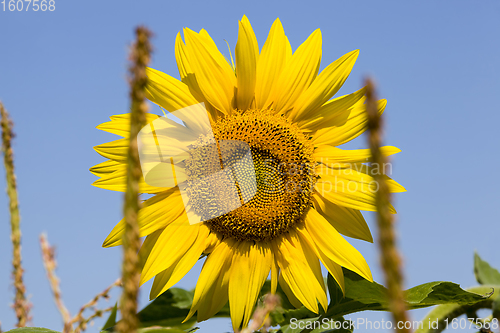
[1,1,499,332]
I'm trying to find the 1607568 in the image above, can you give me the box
[1,0,55,11]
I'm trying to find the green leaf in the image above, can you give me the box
[405,281,491,307]
[415,285,499,333]
[474,252,500,285]
[104,288,207,332]
[136,288,196,329]
[323,269,490,319]
[5,329,60,333]
[101,303,118,330]
[493,296,500,324]
[275,269,491,329]
[327,274,343,308]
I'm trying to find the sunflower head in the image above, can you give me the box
[201,108,316,241]
[92,15,405,331]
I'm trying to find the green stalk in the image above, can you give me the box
[365,79,409,333]
[117,27,152,333]
[1,102,30,327]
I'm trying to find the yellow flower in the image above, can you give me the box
[91,16,405,330]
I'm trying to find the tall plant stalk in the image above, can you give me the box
[366,78,410,333]
[117,26,152,333]
[1,102,31,327]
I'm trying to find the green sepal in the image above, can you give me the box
[101,303,118,330]
[474,252,500,285]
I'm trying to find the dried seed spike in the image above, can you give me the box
[117,26,153,333]
[40,234,72,333]
[1,102,31,327]
[365,78,409,333]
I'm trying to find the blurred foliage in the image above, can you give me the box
[415,253,500,333]
[7,257,493,333]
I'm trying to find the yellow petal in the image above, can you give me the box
[314,167,398,213]
[319,251,345,295]
[185,239,235,322]
[314,146,401,164]
[96,113,160,138]
[271,29,322,114]
[92,112,194,180]
[272,232,327,313]
[350,164,407,193]
[145,118,199,146]
[149,262,176,299]
[317,162,405,192]
[313,99,387,147]
[175,31,221,121]
[285,35,292,60]
[277,258,316,311]
[175,33,208,101]
[270,254,279,295]
[198,29,221,53]
[228,241,272,330]
[315,177,378,212]
[295,225,345,294]
[290,50,359,122]
[254,18,289,109]
[305,208,372,281]
[149,225,209,298]
[312,193,373,243]
[196,261,231,322]
[171,103,212,135]
[183,28,236,114]
[102,188,185,247]
[278,273,303,309]
[91,161,168,194]
[203,231,221,254]
[89,159,121,177]
[175,32,190,81]
[140,220,199,285]
[297,233,328,312]
[235,15,259,111]
[386,177,406,193]
[145,67,201,112]
[92,135,185,167]
[298,87,365,131]
[93,138,128,163]
[138,229,163,271]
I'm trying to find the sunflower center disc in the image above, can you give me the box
[185,109,316,241]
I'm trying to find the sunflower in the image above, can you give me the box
[91,16,405,331]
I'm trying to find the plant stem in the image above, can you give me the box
[1,102,31,327]
[117,26,152,333]
[40,234,72,333]
[72,278,121,333]
[365,78,409,332]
